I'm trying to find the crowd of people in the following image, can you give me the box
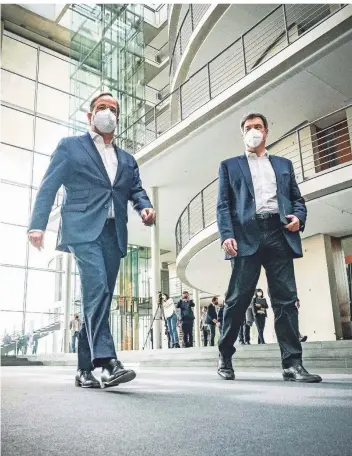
[163,289,307,348]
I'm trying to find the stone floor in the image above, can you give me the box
[2,366,352,456]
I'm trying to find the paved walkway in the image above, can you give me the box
[2,366,352,456]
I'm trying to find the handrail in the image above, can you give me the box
[118,4,346,156]
[174,104,352,255]
[169,4,211,78]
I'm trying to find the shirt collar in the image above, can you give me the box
[245,149,269,159]
[89,129,115,146]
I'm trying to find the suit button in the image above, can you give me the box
[104,204,108,208]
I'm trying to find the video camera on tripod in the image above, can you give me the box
[142,291,170,350]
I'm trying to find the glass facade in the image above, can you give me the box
[69,4,146,136]
[1,33,74,351]
[0,23,160,352]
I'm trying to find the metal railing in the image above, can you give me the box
[145,83,170,105]
[175,105,352,255]
[1,307,63,355]
[118,4,346,156]
[170,4,211,78]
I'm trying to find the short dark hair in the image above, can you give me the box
[163,292,169,300]
[90,92,119,113]
[183,290,189,294]
[203,306,208,310]
[212,296,218,303]
[240,113,268,131]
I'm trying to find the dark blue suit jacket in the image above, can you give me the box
[217,154,307,259]
[28,132,152,257]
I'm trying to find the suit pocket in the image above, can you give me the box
[69,189,90,200]
[62,203,88,212]
[280,172,290,185]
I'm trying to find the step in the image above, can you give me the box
[1,356,43,366]
[15,340,352,374]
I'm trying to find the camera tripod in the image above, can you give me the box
[142,293,170,350]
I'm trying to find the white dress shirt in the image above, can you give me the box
[89,130,118,218]
[245,150,278,214]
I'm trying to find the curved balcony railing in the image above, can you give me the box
[175,105,352,255]
[118,4,346,156]
[169,4,211,79]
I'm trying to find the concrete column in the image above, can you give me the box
[62,253,72,353]
[193,288,201,348]
[329,237,352,339]
[150,187,162,349]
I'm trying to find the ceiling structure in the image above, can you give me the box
[127,36,352,255]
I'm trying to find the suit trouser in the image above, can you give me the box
[218,217,302,368]
[182,320,194,347]
[209,324,216,346]
[238,322,250,343]
[202,327,209,346]
[68,220,121,370]
[255,314,266,344]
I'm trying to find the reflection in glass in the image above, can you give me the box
[1,144,32,186]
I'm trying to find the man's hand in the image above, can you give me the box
[28,231,45,251]
[141,208,156,226]
[213,319,217,325]
[295,300,300,310]
[222,238,238,257]
[285,215,300,232]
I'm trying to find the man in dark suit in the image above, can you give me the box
[217,112,321,383]
[206,297,218,346]
[28,93,155,389]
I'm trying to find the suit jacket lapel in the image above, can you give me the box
[268,155,281,191]
[113,146,125,186]
[237,155,255,198]
[78,132,110,183]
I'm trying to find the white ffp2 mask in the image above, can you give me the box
[92,109,117,134]
[244,129,264,148]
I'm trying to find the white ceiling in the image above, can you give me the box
[127,37,352,257]
[185,186,352,295]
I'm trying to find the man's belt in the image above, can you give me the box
[255,212,279,220]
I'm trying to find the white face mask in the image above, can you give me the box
[244,128,264,148]
[92,109,117,134]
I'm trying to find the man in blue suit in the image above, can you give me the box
[28,93,155,388]
[217,112,321,383]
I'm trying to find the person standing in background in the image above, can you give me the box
[252,289,268,344]
[70,313,82,353]
[162,293,180,348]
[217,301,224,336]
[200,306,210,347]
[206,297,218,346]
[177,291,195,347]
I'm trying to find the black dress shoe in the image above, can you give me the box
[101,359,136,388]
[282,364,322,383]
[75,369,100,388]
[173,343,180,348]
[217,354,235,380]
